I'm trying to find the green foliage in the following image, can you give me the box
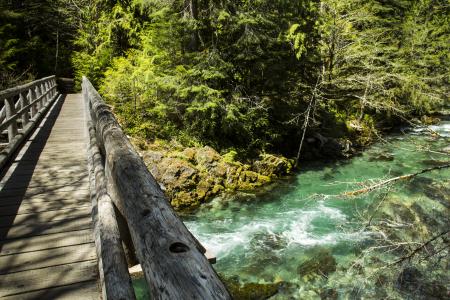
[4,0,443,157]
[0,0,80,87]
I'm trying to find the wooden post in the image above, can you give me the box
[52,79,57,97]
[0,75,59,172]
[20,91,30,127]
[41,83,46,106]
[28,89,37,118]
[4,97,18,143]
[35,85,42,111]
[114,207,139,267]
[44,82,49,104]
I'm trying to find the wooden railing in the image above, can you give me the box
[83,77,231,299]
[0,76,59,170]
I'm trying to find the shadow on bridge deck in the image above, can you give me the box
[0,94,99,299]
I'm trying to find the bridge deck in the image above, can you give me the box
[0,94,99,299]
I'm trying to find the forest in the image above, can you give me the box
[1,0,448,159]
[0,0,449,299]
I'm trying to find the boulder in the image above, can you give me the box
[221,276,281,300]
[195,146,221,169]
[142,150,164,164]
[420,115,440,125]
[158,157,198,190]
[141,144,291,210]
[179,147,197,163]
[297,247,337,278]
[253,154,293,177]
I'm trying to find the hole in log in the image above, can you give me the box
[169,242,190,253]
[141,209,150,217]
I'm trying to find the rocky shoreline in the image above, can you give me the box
[134,140,293,210]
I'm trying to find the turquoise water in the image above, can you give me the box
[134,120,449,299]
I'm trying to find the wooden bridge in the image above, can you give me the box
[0,76,230,299]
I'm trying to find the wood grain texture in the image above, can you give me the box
[1,281,99,300]
[0,92,99,299]
[84,76,230,299]
[86,110,135,299]
[0,260,98,297]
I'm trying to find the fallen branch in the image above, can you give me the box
[342,163,450,196]
[388,230,449,266]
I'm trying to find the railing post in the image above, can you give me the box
[114,208,139,266]
[5,97,18,142]
[46,81,51,102]
[35,85,42,110]
[20,91,30,127]
[43,82,48,104]
[40,83,45,107]
[52,79,56,97]
[28,89,37,118]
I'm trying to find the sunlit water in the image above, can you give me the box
[134,119,449,298]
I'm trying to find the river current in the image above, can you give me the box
[134,120,449,299]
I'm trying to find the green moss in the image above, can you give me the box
[223,150,239,164]
[221,276,281,300]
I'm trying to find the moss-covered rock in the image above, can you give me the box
[222,276,282,300]
[297,247,337,279]
[195,146,221,168]
[252,154,293,177]
[139,141,291,210]
[420,115,440,125]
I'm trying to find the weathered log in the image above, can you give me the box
[83,76,230,299]
[86,116,136,300]
[114,207,139,267]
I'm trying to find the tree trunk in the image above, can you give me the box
[184,0,199,52]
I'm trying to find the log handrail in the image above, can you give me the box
[0,76,59,170]
[82,76,230,299]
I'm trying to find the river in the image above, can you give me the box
[134,119,449,299]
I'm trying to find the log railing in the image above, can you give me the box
[83,77,230,299]
[0,76,59,170]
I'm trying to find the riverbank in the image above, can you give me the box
[133,139,293,210]
[176,119,449,299]
[132,114,446,211]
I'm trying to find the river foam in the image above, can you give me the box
[185,201,360,259]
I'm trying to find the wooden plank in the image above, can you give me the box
[1,280,99,300]
[0,185,90,198]
[0,215,92,239]
[0,206,90,227]
[1,165,87,177]
[0,229,94,255]
[0,90,99,298]
[0,191,87,207]
[0,243,96,274]
[0,175,89,190]
[0,189,90,205]
[0,260,98,297]
[12,157,87,165]
[0,201,91,216]
[7,160,86,169]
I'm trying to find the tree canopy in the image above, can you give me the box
[1,0,448,158]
